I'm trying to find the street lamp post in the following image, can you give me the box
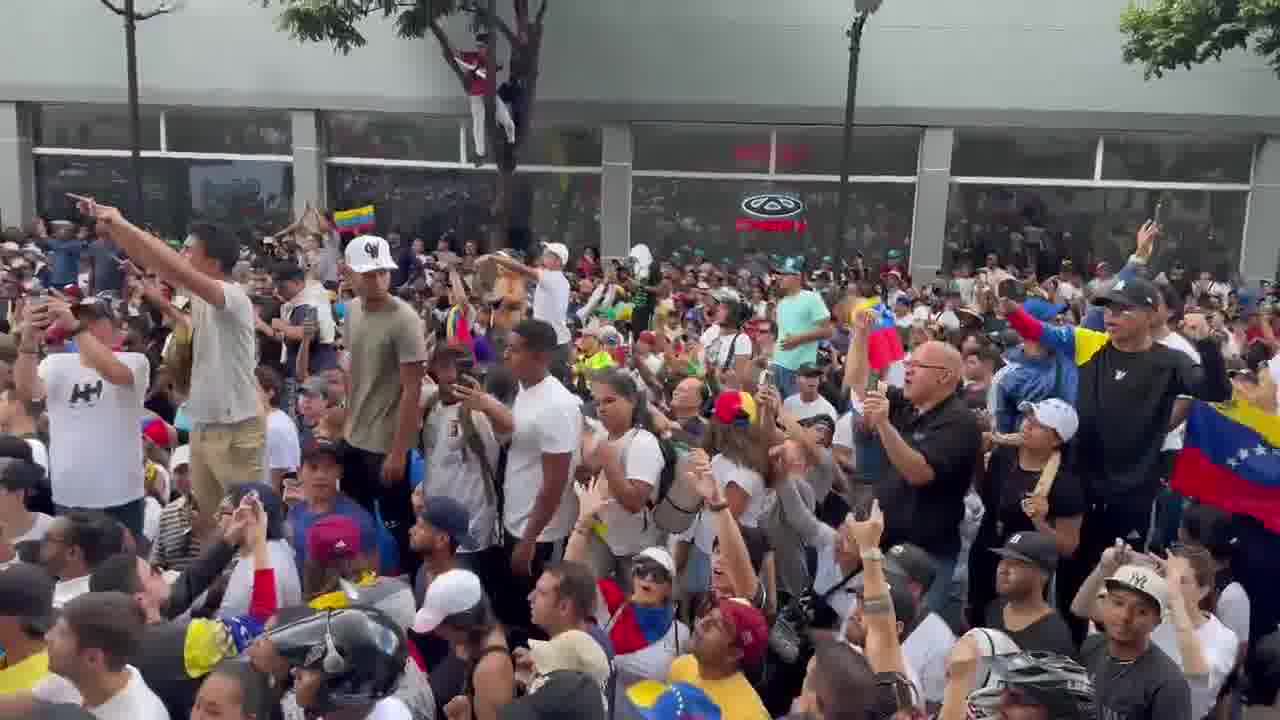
[835,0,882,258]
[123,0,143,218]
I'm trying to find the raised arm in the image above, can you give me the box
[1173,314,1231,403]
[76,198,227,308]
[849,500,909,678]
[482,253,540,282]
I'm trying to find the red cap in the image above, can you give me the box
[306,515,363,565]
[637,331,658,346]
[718,598,768,666]
[142,418,173,448]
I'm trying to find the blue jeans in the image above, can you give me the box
[924,551,960,621]
[770,363,798,400]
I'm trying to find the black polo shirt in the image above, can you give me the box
[871,387,981,558]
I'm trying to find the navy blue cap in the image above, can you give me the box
[421,496,478,551]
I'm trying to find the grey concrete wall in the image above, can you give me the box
[600,124,632,260]
[3,1,1279,130]
[909,128,954,284]
[1242,139,1280,284]
[0,103,34,229]
[291,111,325,215]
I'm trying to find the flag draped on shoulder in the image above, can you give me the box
[853,298,906,372]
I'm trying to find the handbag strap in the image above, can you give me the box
[816,565,861,602]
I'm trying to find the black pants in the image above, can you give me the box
[57,498,146,542]
[1057,490,1157,645]
[494,534,558,648]
[341,443,419,580]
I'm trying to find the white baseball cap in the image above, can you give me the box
[412,569,483,634]
[169,444,191,474]
[1105,564,1170,616]
[542,242,569,266]
[636,546,675,576]
[345,235,399,274]
[1018,398,1079,443]
[529,629,611,688]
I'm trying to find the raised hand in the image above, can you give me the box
[847,498,885,550]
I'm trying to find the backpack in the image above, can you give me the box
[649,442,703,534]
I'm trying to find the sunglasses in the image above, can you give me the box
[632,559,671,584]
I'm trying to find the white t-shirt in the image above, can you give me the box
[597,428,665,555]
[533,270,571,345]
[783,393,838,424]
[833,412,855,451]
[143,496,163,541]
[701,326,752,373]
[423,389,501,550]
[1158,332,1201,452]
[366,696,413,720]
[265,408,302,480]
[97,666,171,720]
[218,539,302,618]
[1217,581,1251,645]
[902,611,957,705]
[187,281,260,425]
[685,454,770,555]
[39,352,149,508]
[12,511,54,544]
[25,437,49,474]
[1152,614,1239,720]
[504,375,582,541]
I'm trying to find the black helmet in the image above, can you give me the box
[266,605,407,713]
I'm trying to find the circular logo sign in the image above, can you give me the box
[741,194,804,219]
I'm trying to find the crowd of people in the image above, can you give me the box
[0,198,1276,720]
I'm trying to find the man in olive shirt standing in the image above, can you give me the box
[341,236,428,576]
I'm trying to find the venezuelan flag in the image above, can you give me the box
[334,205,376,235]
[854,298,906,372]
[1171,398,1280,532]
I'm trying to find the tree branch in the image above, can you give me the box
[429,19,469,91]
[471,4,519,47]
[535,0,548,26]
[97,0,126,16]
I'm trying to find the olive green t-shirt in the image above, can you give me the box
[343,297,429,453]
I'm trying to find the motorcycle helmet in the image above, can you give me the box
[266,605,407,714]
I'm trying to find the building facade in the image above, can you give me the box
[3,0,1280,282]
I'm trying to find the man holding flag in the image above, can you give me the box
[846,306,982,613]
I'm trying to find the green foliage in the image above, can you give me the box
[263,0,461,53]
[1120,0,1280,78]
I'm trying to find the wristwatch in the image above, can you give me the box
[860,548,884,563]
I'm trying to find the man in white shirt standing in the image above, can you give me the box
[74,198,263,527]
[40,591,170,719]
[15,297,149,537]
[481,243,572,382]
[491,318,579,639]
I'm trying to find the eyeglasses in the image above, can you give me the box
[1102,305,1139,318]
[903,359,949,372]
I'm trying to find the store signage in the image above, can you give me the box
[741,194,804,218]
[738,193,806,232]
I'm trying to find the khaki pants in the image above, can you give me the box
[190,415,266,522]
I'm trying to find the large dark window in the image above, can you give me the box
[633,124,772,173]
[326,112,462,161]
[165,109,291,155]
[945,185,1247,278]
[952,128,1097,179]
[1101,134,1254,184]
[520,126,602,167]
[35,104,162,151]
[37,156,292,239]
[772,126,920,176]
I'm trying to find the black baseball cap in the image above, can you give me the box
[72,297,115,323]
[798,414,835,435]
[797,363,825,378]
[1095,277,1159,311]
[420,496,478,551]
[991,531,1059,574]
[301,439,343,464]
[884,543,937,590]
[0,562,56,632]
[0,456,43,492]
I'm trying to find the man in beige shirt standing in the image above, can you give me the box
[73,198,263,524]
[340,235,428,575]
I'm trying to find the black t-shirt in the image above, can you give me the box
[873,388,982,557]
[1072,338,1227,504]
[1080,634,1192,720]
[980,445,1086,541]
[985,600,1077,658]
